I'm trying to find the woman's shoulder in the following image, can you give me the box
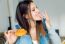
[20,34,31,39]
[16,34,32,44]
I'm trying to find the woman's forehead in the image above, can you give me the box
[30,3,36,8]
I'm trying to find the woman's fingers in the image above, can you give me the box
[44,10,52,30]
[4,30,17,44]
[4,32,7,36]
[4,30,16,38]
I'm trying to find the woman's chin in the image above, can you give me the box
[34,19,42,21]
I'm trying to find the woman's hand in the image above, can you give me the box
[44,10,51,30]
[4,30,17,44]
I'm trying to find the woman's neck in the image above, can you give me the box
[29,20,37,40]
[30,20,36,28]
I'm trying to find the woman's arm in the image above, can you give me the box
[44,10,51,30]
[44,10,61,44]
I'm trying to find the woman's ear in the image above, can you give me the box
[25,14,33,19]
[24,14,29,19]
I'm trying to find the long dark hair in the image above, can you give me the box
[16,0,33,33]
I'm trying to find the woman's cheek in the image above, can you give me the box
[31,13,35,19]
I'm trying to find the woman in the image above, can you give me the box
[15,0,48,44]
[5,0,48,44]
[4,0,61,44]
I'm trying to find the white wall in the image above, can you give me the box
[0,0,9,32]
[0,0,20,32]
[59,13,65,37]
[8,0,19,29]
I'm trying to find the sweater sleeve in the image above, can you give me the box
[48,26,61,44]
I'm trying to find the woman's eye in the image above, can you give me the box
[32,9,35,11]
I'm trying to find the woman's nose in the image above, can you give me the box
[37,9,40,13]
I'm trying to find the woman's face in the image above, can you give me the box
[30,3,43,21]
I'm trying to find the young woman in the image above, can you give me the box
[4,0,48,44]
[15,0,47,44]
[4,0,61,44]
